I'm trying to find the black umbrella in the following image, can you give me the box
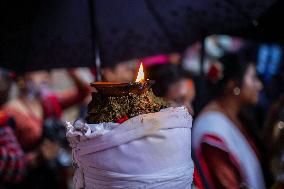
[0,0,278,72]
[0,0,95,73]
[96,0,277,67]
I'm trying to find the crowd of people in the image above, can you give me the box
[0,40,284,189]
[0,69,90,188]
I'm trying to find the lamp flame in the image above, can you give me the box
[135,63,145,82]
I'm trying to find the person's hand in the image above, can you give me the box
[40,139,60,161]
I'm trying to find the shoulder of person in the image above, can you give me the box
[195,101,227,124]
[4,98,22,110]
[193,106,233,139]
[4,98,31,116]
[195,111,229,127]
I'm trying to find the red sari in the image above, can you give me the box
[193,102,262,189]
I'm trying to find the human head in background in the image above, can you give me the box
[0,68,14,106]
[209,52,263,106]
[147,63,195,114]
[101,60,137,83]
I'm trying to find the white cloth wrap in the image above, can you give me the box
[66,107,193,189]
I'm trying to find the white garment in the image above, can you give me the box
[67,107,193,189]
[193,111,265,189]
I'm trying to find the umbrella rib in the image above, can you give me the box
[144,0,179,49]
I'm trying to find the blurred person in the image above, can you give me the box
[147,63,195,114]
[4,69,89,189]
[264,95,284,164]
[21,118,70,189]
[101,60,137,82]
[192,53,268,189]
[263,95,284,188]
[0,68,26,188]
[4,69,89,151]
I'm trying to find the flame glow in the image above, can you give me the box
[135,63,145,82]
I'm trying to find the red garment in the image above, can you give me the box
[194,126,261,189]
[193,101,263,189]
[0,111,26,183]
[4,85,89,151]
[201,143,242,189]
[41,94,62,118]
[4,104,43,151]
[4,96,60,151]
[116,115,129,124]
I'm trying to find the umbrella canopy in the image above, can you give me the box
[0,0,278,71]
[96,0,277,67]
[0,0,94,72]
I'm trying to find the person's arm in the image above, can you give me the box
[0,125,26,183]
[202,143,244,189]
[57,70,91,110]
